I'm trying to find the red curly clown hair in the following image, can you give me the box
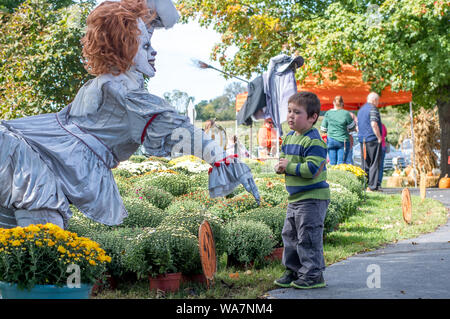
[81,0,155,76]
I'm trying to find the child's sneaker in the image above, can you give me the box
[290,274,326,289]
[274,270,298,288]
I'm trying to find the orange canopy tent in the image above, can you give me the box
[235,64,412,112]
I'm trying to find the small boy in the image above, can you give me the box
[274,91,330,289]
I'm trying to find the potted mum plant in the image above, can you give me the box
[0,224,111,299]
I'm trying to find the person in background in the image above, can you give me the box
[378,123,387,188]
[320,96,356,165]
[258,118,281,158]
[204,119,227,151]
[347,111,358,165]
[357,92,383,192]
[226,135,250,159]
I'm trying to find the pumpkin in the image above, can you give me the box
[439,174,450,189]
[427,172,433,177]
[404,166,412,176]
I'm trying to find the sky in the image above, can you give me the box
[148,21,243,103]
[95,1,244,103]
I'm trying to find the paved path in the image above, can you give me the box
[267,188,450,299]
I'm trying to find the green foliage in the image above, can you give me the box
[325,187,360,234]
[114,176,135,197]
[66,207,112,237]
[125,228,173,278]
[0,0,94,119]
[175,189,220,209]
[161,200,225,255]
[223,220,275,267]
[127,225,201,277]
[141,172,193,197]
[256,182,288,207]
[112,169,133,179]
[189,172,209,191]
[327,169,364,199]
[121,196,166,228]
[135,183,174,210]
[238,207,286,248]
[128,155,148,163]
[194,82,245,121]
[209,194,269,221]
[89,227,144,278]
[0,223,110,289]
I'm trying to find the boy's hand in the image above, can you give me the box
[275,158,288,174]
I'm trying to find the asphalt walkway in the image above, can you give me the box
[267,188,450,299]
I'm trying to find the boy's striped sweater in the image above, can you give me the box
[280,127,330,203]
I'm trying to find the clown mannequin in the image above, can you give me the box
[0,0,259,229]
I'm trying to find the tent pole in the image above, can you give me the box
[250,123,253,159]
[409,101,417,188]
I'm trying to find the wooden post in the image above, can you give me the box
[250,123,253,159]
[410,102,417,188]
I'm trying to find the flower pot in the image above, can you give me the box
[265,247,284,261]
[182,273,207,285]
[0,281,93,299]
[91,273,117,295]
[149,273,182,293]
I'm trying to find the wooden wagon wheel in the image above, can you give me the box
[402,188,412,224]
[198,220,217,288]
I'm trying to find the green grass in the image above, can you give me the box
[93,192,448,299]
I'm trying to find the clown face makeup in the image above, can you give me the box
[133,19,157,78]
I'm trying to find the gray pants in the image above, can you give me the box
[0,206,64,229]
[282,199,329,279]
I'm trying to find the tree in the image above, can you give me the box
[163,89,194,114]
[178,0,450,176]
[0,0,94,119]
[0,0,77,13]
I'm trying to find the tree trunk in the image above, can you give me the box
[437,85,450,178]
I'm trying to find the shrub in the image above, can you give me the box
[161,201,225,256]
[327,169,364,199]
[129,155,147,163]
[0,224,111,289]
[257,183,288,207]
[175,190,220,209]
[144,172,193,197]
[223,220,275,267]
[115,177,135,197]
[127,225,201,276]
[324,186,360,234]
[209,194,271,221]
[66,207,112,238]
[238,207,286,248]
[125,228,174,278]
[89,227,144,278]
[165,200,204,216]
[134,184,174,210]
[121,196,166,228]
[189,172,209,191]
[112,169,132,179]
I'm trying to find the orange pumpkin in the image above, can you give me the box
[427,172,433,176]
[439,174,450,189]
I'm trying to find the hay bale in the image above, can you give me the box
[387,176,404,188]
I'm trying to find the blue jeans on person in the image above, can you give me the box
[378,146,386,187]
[327,136,350,165]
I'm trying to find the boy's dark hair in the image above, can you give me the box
[288,91,321,125]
